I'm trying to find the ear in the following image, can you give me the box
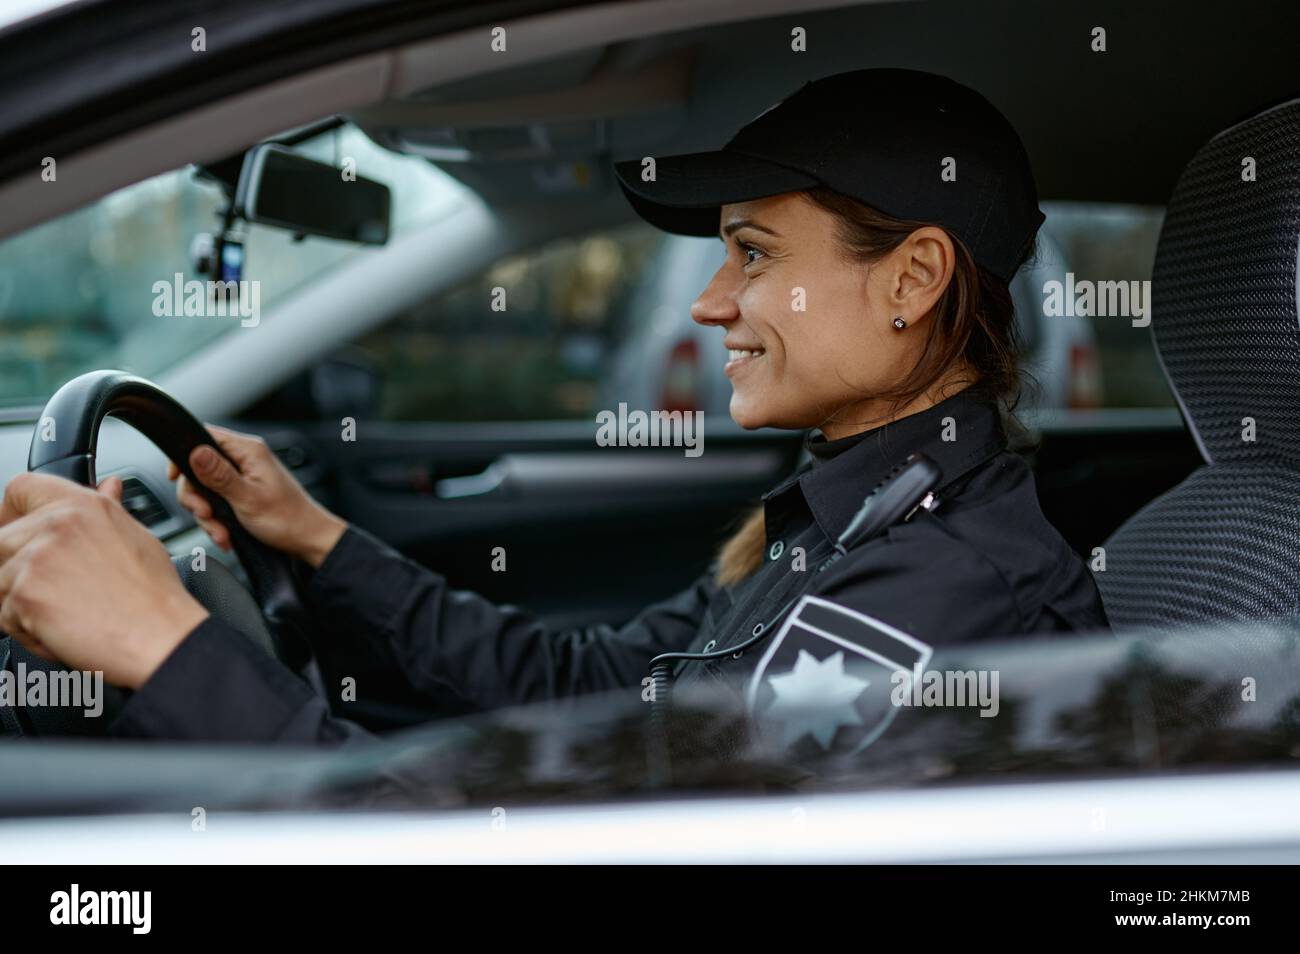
[888,226,956,323]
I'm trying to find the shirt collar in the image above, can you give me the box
[763,386,1009,544]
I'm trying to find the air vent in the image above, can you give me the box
[118,476,169,529]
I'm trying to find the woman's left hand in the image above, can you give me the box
[0,472,208,689]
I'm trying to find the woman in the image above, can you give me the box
[0,69,1107,749]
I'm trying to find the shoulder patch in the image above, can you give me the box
[745,595,933,757]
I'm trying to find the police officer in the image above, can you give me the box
[0,69,1108,750]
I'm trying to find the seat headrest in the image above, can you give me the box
[1153,99,1300,464]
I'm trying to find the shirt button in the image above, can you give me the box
[769,540,785,561]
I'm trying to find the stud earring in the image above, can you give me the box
[892,316,907,330]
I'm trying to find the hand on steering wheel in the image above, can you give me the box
[0,371,322,720]
[168,424,345,569]
[0,472,208,689]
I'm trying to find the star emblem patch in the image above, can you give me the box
[746,594,932,757]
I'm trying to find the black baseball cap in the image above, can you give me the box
[613,68,1044,283]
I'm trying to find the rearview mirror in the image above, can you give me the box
[235,143,390,244]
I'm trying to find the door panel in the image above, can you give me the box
[254,412,1202,625]
[300,417,801,624]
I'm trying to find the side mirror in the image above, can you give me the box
[235,143,390,245]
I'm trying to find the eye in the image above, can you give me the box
[739,242,766,266]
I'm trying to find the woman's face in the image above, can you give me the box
[690,192,955,437]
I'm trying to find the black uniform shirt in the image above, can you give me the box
[108,387,1109,744]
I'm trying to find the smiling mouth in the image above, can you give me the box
[724,348,765,376]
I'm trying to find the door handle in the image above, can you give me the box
[434,459,508,499]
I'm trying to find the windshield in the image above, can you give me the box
[0,122,471,409]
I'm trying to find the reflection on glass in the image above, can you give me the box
[0,123,469,408]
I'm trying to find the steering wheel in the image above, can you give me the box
[1,370,313,736]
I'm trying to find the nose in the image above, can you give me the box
[690,257,741,329]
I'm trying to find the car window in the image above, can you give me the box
[349,221,666,422]
[345,202,1174,425]
[1039,200,1171,409]
[0,122,470,410]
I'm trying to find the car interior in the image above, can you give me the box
[1,0,1299,806]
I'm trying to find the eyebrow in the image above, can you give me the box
[719,218,783,242]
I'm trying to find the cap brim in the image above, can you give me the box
[614,149,820,237]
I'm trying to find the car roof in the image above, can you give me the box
[349,0,1300,209]
[3,0,1296,246]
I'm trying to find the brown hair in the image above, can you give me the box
[713,185,1024,587]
